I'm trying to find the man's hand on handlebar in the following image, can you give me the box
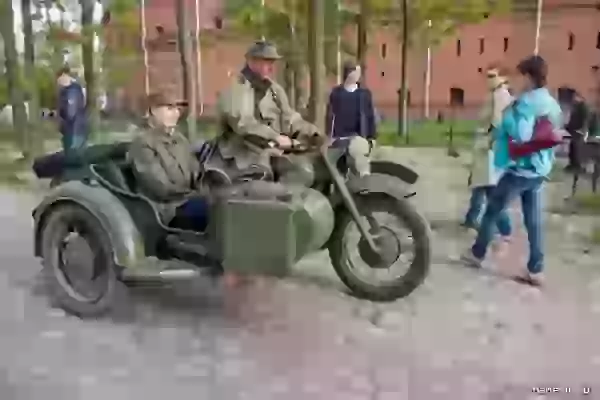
[275,134,293,149]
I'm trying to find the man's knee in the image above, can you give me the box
[347,137,372,177]
[348,136,371,157]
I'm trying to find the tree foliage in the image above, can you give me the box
[371,0,512,48]
[225,0,356,76]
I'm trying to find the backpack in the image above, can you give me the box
[508,116,564,159]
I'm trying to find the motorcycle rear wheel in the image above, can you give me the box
[329,192,431,302]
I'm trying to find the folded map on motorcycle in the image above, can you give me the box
[211,181,335,277]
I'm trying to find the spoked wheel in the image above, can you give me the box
[41,204,118,317]
[329,192,431,301]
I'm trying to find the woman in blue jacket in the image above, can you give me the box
[461,56,563,286]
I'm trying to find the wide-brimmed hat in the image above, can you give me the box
[145,89,187,109]
[245,40,282,60]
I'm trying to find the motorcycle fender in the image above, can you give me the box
[370,160,419,185]
[33,180,145,269]
[350,173,416,199]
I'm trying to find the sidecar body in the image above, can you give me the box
[32,142,336,281]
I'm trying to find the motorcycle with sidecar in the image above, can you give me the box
[31,135,431,317]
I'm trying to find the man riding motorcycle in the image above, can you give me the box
[214,41,325,181]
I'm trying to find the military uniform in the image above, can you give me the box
[129,126,200,201]
[216,41,322,172]
[128,92,202,222]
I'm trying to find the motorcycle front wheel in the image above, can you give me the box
[329,192,431,302]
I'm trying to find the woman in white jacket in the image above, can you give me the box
[462,67,513,239]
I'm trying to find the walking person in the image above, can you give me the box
[56,66,89,164]
[461,55,563,287]
[564,90,591,173]
[325,61,377,178]
[462,66,514,250]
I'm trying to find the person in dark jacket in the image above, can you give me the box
[564,90,591,172]
[56,66,88,162]
[325,61,376,177]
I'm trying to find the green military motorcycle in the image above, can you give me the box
[32,136,431,317]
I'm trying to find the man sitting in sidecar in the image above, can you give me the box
[128,90,209,232]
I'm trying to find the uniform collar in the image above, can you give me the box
[241,65,272,92]
[147,123,177,142]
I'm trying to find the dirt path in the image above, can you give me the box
[2,148,600,399]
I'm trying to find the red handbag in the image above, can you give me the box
[508,116,564,159]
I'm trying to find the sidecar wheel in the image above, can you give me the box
[41,203,118,318]
[329,193,431,302]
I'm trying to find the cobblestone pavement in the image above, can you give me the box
[1,149,600,400]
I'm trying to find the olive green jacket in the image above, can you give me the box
[128,126,200,202]
[216,66,320,168]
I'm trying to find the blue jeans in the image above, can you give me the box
[174,197,209,231]
[464,186,512,237]
[472,172,545,273]
[61,133,87,166]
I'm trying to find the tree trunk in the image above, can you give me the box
[293,63,305,113]
[1,0,29,157]
[398,0,409,140]
[307,0,325,132]
[22,0,40,155]
[175,0,197,139]
[282,62,295,109]
[356,0,369,85]
[81,0,99,138]
[44,0,62,70]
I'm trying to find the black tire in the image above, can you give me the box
[329,193,431,302]
[40,203,118,318]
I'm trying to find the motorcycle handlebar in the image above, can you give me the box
[269,133,326,154]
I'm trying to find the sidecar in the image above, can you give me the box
[32,142,340,316]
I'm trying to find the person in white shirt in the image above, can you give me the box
[462,66,514,247]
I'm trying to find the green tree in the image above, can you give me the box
[383,0,512,135]
[307,0,325,128]
[80,0,99,136]
[0,0,29,156]
[175,0,197,138]
[21,0,40,154]
[99,0,142,107]
[224,0,357,109]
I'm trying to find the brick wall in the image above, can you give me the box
[108,0,600,119]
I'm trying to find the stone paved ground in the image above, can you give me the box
[1,148,600,400]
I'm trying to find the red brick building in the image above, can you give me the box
[111,0,600,119]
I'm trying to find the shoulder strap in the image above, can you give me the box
[269,86,285,134]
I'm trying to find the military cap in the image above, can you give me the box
[245,40,282,60]
[145,89,187,109]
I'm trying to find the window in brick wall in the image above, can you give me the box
[479,37,485,54]
[449,87,465,107]
[214,16,223,30]
[596,31,600,49]
[568,32,575,50]
[456,39,461,56]
[381,43,387,59]
[503,37,509,52]
[381,71,385,77]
